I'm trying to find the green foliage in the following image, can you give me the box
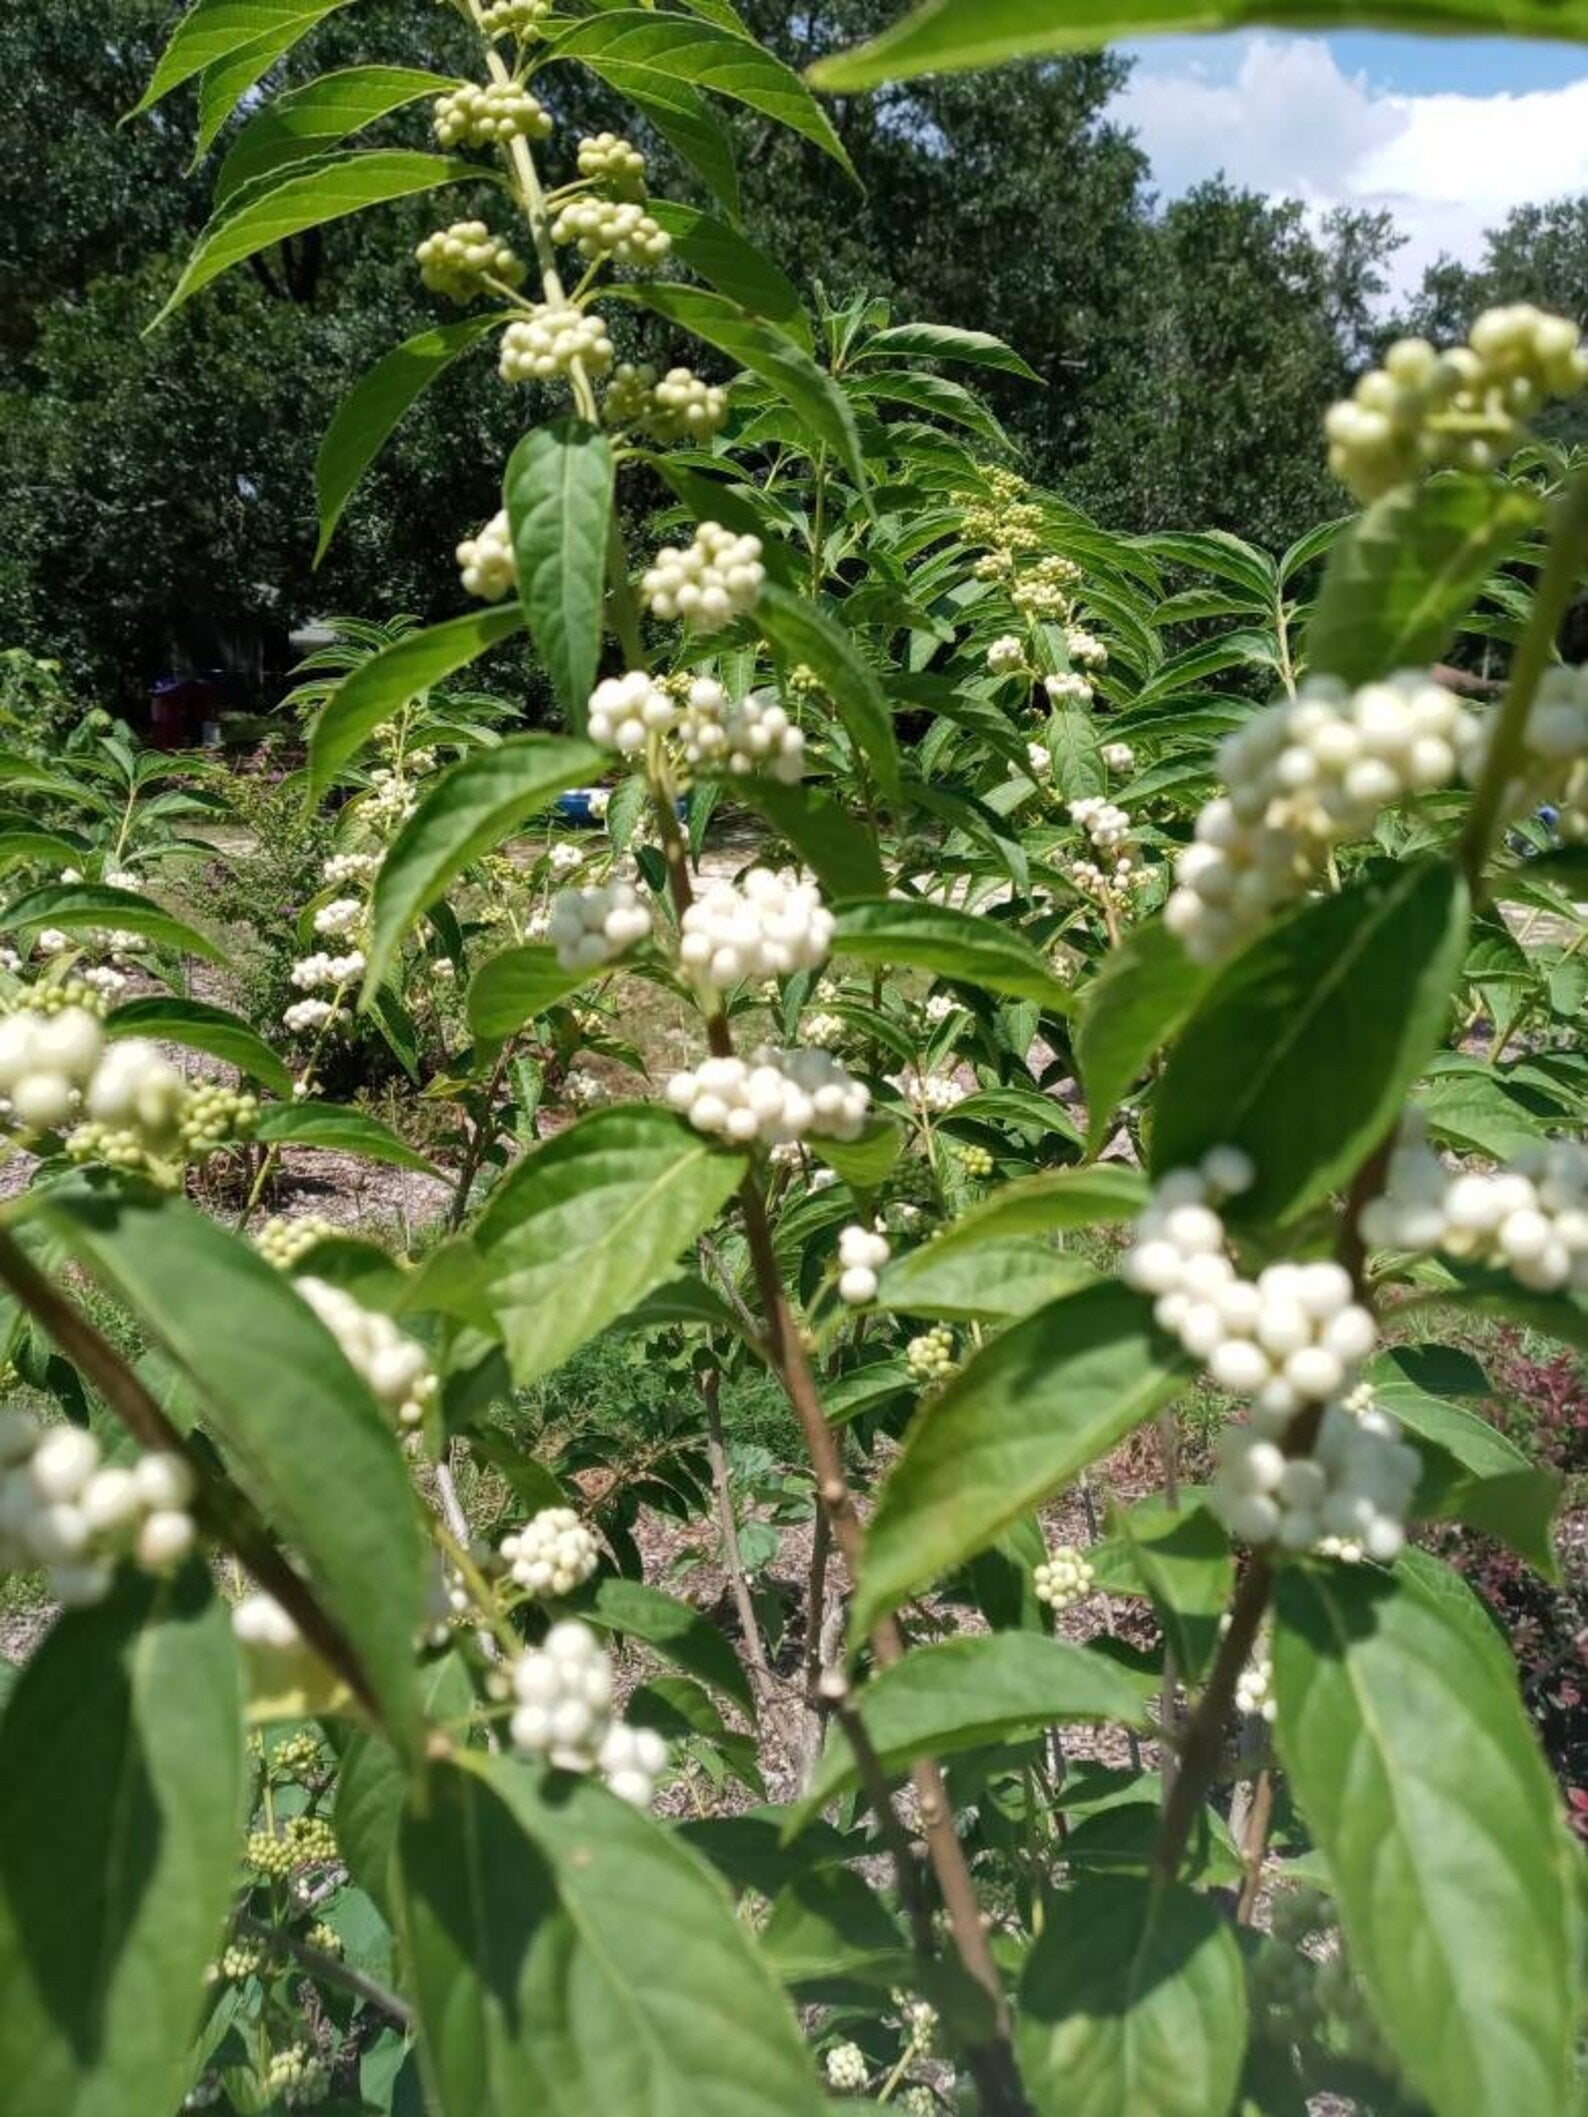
[0,4,1583,2113]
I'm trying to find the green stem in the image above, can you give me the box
[1459,466,1588,890]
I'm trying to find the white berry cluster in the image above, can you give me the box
[1124,1155,1377,1413]
[587,669,674,754]
[584,673,800,783]
[551,196,670,267]
[499,305,614,383]
[323,850,379,891]
[895,1070,965,1115]
[457,509,517,601]
[432,79,551,148]
[295,1278,436,1432]
[1362,1117,1588,1292]
[1325,305,1588,502]
[1066,627,1108,670]
[291,950,364,991]
[824,2043,869,2092]
[923,992,960,1025]
[563,1066,609,1110]
[312,897,363,941]
[1034,1543,1094,1611]
[901,2090,936,2116]
[0,1006,184,1147]
[500,1506,600,1597]
[1164,671,1478,964]
[680,869,832,990]
[987,633,1026,677]
[803,1010,844,1048]
[416,220,525,303]
[264,2044,329,2109]
[231,1592,338,1711]
[1026,740,1051,778]
[837,1223,890,1304]
[605,362,730,443]
[667,1047,869,1146]
[641,522,764,630]
[0,1417,196,1606]
[480,0,549,39]
[1069,795,1131,854]
[1234,1639,1276,1722]
[1101,740,1135,774]
[906,1325,956,1383]
[577,130,647,196]
[1045,671,1093,707]
[675,681,805,783]
[1070,853,1144,911]
[547,879,652,971]
[283,998,337,1037]
[1212,1387,1420,1563]
[508,1619,668,1805]
[1011,554,1082,621]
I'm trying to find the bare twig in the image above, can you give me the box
[1236,1768,1275,1925]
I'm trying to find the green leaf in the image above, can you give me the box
[504,420,614,727]
[316,316,499,562]
[1306,475,1541,685]
[37,1185,424,1749]
[646,201,810,347]
[630,284,868,491]
[1152,861,1469,1224]
[847,368,1010,449]
[754,584,899,794]
[1,881,225,963]
[216,64,451,203]
[467,944,593,1042]
[808,1115,903,1191]
[1076,918,1211,1152]
[587,1577,753,1717]
[307,605,526,795]
[856,1281,1191,1634]
[254,1101,439,1174]
[924,1164,1147,1261]
[810,0,1588,90]
[1018,1878,1247,2117]
[106,995,292,1095]
[395,1756,824,2117]
[876,1239,1096,1322]
[190,3,351,160]
[623,82,740,217]
[336,1655,476,1921]
[1369,1350,1560,1578]
[760,1868,910,1985]
[1109,1499,1232,1683]
[154,151,480,323]
[546,10,852,179]
[365,736,604,989]
[133,0,339,113]
[1273,1562,1577,2117]
[854,321,1040,382]
[799,1633,1149,1817]
[0,1566,242,2117]
[834,898,1072,1010]
[473,1106,747,1385]
[738,780,886,901]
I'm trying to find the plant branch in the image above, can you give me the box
[233,1911,413,2029]
[699,1363,778,1703]
[1153,1554,1273,1885]
[0,1227,385,1725]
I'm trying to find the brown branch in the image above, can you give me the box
[828,1684,936,1960]
[1236,1768,1275,1925]
[1153,1555,1273,1885]
[233,1911,412,2028]
[0,1228,385,1726]
[699,1365,779,1704]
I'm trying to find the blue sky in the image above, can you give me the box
[1107,31,1588,294]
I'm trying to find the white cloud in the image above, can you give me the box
[1111,37,1588,295]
